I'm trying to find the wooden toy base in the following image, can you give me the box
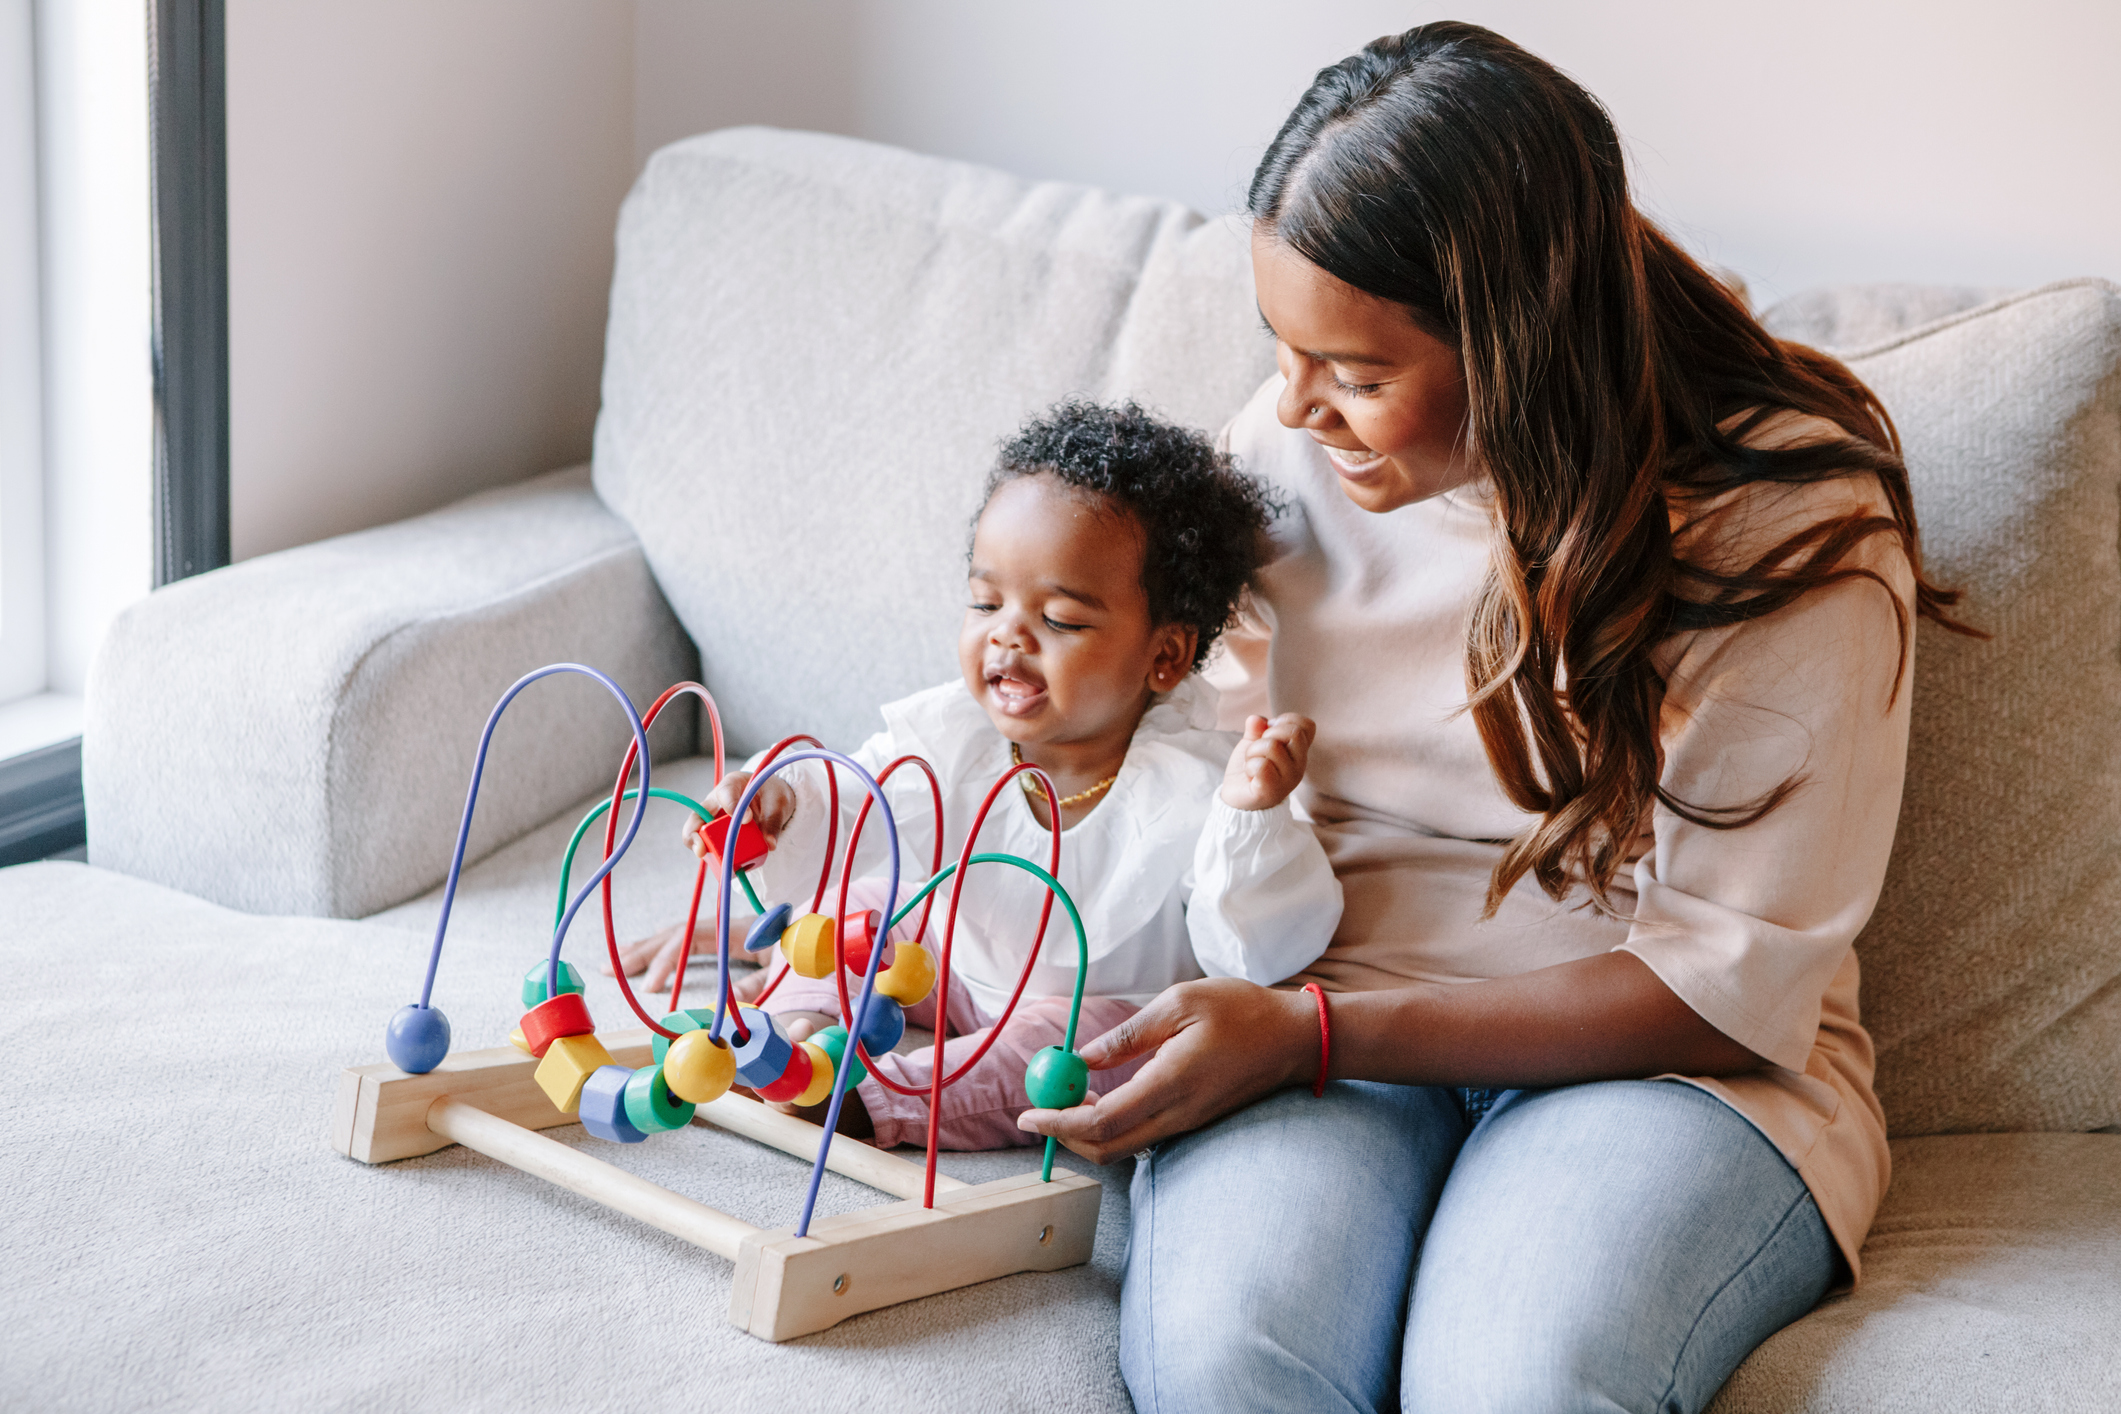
[331,1029,1102,1341]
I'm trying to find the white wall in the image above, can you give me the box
[636,0,2121,304]
[233,0,2119,562]
[226,0,633,561]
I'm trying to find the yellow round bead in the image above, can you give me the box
[875,941,937,1006]
[662,1028,736,1104]
[780,912,837,979]
[791,1041,836,1107]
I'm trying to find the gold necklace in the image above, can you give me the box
[1010,742,1119,809]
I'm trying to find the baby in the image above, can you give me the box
[658,400,1341,1148]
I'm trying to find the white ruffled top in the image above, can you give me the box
[745,675,1343,1014]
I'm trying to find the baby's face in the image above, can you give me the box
[960,474,1195,752]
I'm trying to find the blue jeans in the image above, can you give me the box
[1121,1079,1836,1414]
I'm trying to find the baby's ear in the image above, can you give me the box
[1150,622,1198,691]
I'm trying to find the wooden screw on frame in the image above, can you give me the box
[331,1029,1103,1342]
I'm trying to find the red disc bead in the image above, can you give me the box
[840,910,884,975]
[520,991,595,1057]
[754,1043,814,1103]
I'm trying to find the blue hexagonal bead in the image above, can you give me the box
[385,1004,451,1074]
[729,1006,794,1088]
[578,1064,647,1143]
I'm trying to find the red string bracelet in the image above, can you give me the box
[1301,982,1331,1097]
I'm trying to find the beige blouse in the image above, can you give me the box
[1214,377,1904,1280]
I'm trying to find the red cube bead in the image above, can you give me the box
[697,814,768,871]
[520,991,595,1057]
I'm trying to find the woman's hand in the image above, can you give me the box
[1220,713,1317,812]
[1016,977,1318,1164]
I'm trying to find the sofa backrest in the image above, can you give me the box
[593,128,1274,755]
[597,128,2119,1138]
[1760,280,2121,1137]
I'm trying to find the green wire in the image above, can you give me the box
[882,852,1088,1181]
[560,804,1092,1183]
[556,788,767,934]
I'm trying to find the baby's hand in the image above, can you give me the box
[1220,713,1316,812]
[690,769,798,857]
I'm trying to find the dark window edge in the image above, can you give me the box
[0,737,85,865]
[148,0,229,585]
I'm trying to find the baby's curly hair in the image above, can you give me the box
[979,400,1280,672]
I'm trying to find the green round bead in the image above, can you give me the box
[1024,1046,1089,1110]
[651,1007,718,1063]
[810,1025,867,1091]
[622,1065,696,1133]
[520,960,586,1010]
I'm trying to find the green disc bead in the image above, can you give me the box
[811,1025,867,1090]
[622,1065,696,1134]
[651,1007,718,1063]
[1024,1046,1089,1110]
[520,959,586,1009]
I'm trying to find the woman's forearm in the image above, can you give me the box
[1328,950,1764,1088]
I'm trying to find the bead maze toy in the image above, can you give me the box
[331,665,1102,1341]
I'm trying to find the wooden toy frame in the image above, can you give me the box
[331,1027,1103,1342]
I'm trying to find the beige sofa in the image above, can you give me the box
[5,130,2115,1411]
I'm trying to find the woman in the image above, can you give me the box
[1019,23,1970,1413]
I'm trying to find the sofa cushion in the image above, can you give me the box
[0,859,1134,1410]
[593,128,1273,753]
[1759,280,2121,1136]
[1710,1132,2121,1413]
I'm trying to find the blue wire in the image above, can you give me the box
[415,663,653,1010]
[711,750,899,1238]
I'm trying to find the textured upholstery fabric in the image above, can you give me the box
[83,468,699,919]
[593,128,1275,755]
[1759,281,2121,1136]
[0,860,1134,1413]
[1710,1133,2121,1413]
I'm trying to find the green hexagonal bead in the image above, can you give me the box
[651,1007,719,1063]
[1024,1046,1089,1110]
[520,959,586,1010]
[622,1065,695,1134]
[811,1025,867,1091]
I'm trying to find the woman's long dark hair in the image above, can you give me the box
[1250,22,1974,915]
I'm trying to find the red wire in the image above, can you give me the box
[915,762,1064,1207]
[596,683,726,1040]
[1302,982,1331,1097]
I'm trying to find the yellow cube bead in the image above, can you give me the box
[791,1041,836,1107]
[535,1032,615,1114]
[780,912,837,979]
[875,941,937,1006]
[662,1028,736,1104]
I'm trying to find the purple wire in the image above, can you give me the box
[712,750,899,1238]
[415,663,653,1009]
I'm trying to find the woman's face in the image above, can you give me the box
[1252,231,1473,513]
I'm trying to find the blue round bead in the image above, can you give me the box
[856,994,905,1056]
[577,1064,647,1143]
[385,1004,451,1074]
[743,901,794,952]
[1023,1046,1089,1109]
[520,959,586,1009]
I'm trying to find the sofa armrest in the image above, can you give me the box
[83,467,698,918]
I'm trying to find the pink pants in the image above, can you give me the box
[757,883,1145,1150]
